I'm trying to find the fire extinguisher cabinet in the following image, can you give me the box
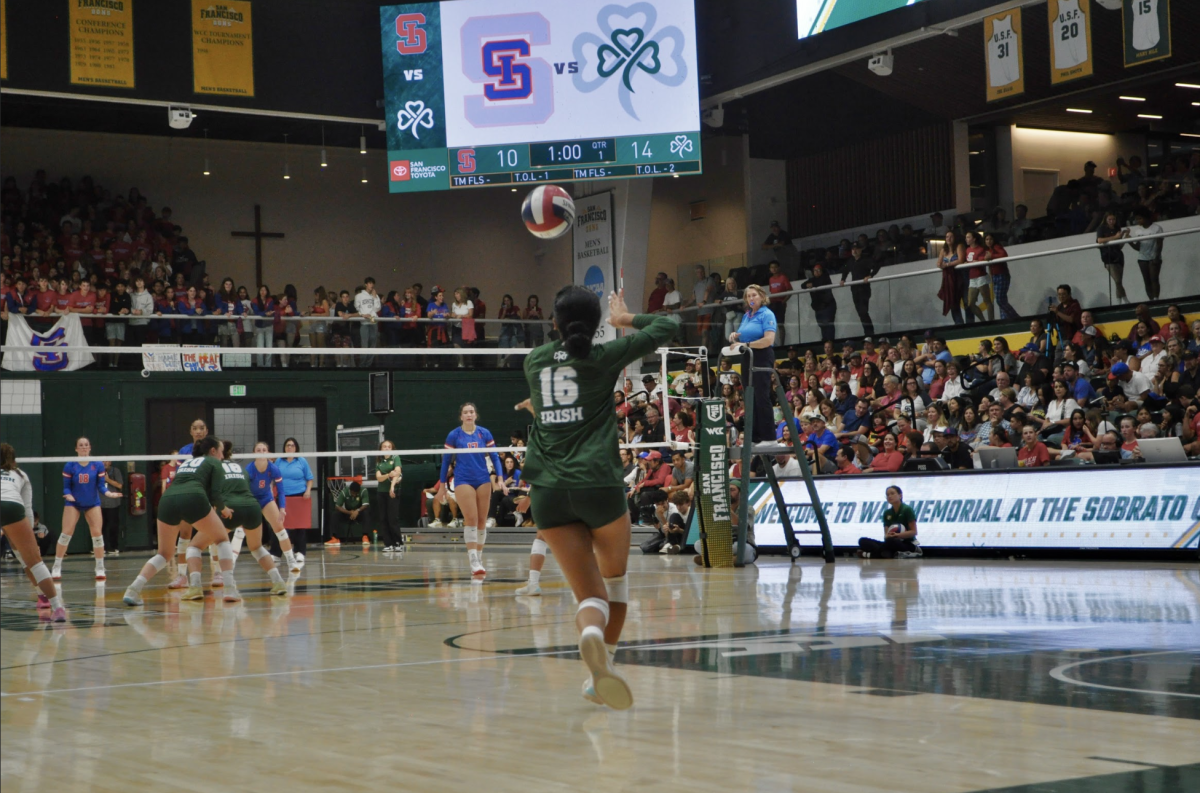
[127,471,147,516]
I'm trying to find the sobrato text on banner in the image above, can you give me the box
[984,8,1024,102]
[750,467,1200,551]
[1047,0,1093,85]
[1,314,95,372]
[69,0,135,88]
[572,191,617,343]
[1123,0,1172,68]
[192,0,254,97]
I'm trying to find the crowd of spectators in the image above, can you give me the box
[615,294,1197,516]
[0,170,553,369]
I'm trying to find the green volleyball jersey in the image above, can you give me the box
[168,454,223,502]
[522,314,678,489]
[882,503,917,532]
[214,460,257,507]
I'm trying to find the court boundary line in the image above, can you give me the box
[1049,650,1200,699]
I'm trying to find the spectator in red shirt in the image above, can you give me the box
[69,279,99,341]
[1050,284,1082,341]
[469,287,487,342]
[87,237,107,267]
[34,276,56,315]
[833,446,861,475]
[1016,425,1050,467]
[860,432,903,473]
[766,260,792,327]
[627,451,673,526]
[646,272,668,313]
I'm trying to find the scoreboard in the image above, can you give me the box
[380,0,701,193]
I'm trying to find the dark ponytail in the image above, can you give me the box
[193,436,221,458]
[554,285,601,359]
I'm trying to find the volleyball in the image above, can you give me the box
[521,185,575,239]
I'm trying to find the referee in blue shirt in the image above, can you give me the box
[729,284,778,444]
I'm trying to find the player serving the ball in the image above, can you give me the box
[518,286,677,709]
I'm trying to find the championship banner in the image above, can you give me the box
[749,467,1200,551]
[1047,0,1093,85]
[1,314,95,372]
[696,398,734,567]
[141,344,222,373]
[69,0,135,88]
[192,0,254,97]
[1123,0,1171,67]
[572,191,617,343]
[984,9,1024,102]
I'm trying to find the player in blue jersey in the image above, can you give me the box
[246,441,300,573]
[168,417,214,587]
[54,437,121,581]
[440,403,506,577]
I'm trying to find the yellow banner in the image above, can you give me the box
[192,0,254,97]
[2,0,8,81]
[984,9,1024,102]
[1047,0,1093,85]
[69,0,135,88]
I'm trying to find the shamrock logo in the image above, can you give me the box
[669,135,693,158]
[396,100,435,140]
[573,3,688,120]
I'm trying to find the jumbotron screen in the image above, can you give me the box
[380,0,701,193]
[797,0,927,39]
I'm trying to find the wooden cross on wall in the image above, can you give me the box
[231,205,285,286]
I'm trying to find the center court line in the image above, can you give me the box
[0,647,586,699]
[1049,650,1200,699]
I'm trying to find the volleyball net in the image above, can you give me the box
[3,342,724,556]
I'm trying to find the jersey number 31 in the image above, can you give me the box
[539,366,578,406]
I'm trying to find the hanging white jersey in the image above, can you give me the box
[1,468,35,516]
[1131,0,1160,51]
[988,15,1021,87]
[1053,0,1088,70]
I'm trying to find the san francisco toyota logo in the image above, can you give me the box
[390,160,411,181]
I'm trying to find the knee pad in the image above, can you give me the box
[11,547,26,568]
[463,525,479,544]
[215,541,233,562]
[176,537,189,556]
[252,546,271,561]
[274,530,289,543]
[603,575,628,604]
[92,536,105,550]
[530,538,548,557]
[31,562,52,584]
[57,533,72,547]
[577,597,610,625]
[148,554,169,573]
[186,546,204,561]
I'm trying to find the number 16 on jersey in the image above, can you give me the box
[539,366,583,424]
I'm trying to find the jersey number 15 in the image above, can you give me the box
[539,366,578,406]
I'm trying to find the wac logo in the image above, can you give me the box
[390,160,411,181]
[32,327,70,371]
[573,2,688,120]
[394,12,427,55]
[457,149,477,173]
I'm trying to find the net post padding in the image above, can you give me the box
[695,397,734,568]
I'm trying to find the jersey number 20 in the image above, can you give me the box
[539,366,578,406]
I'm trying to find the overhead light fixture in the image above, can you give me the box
[202,128,211,176]
[1176,83,1200,89]
[1181,133,1200,139]
[510,188,517,192]
[673,173,680,178]
[1118,96,1146,102]
[320,126,328,168]
[361,166,368,184]
[283,133,291,180]
[360,126,367,154]
[1066,108,1092,114]
[1138,114,1163,119]
[1191,102,1200,107]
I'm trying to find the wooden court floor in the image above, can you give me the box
[2,549,1198,793]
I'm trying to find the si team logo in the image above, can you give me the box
[395,12,427,54]
[457,149,476,173]
[390,160,411,181]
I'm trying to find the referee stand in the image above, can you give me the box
[729,343,835,566]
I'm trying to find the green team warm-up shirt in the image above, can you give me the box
[522,314,678,489]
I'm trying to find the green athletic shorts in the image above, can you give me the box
[220,501,263,532]
[2,501,27,526]
[158,490,213,526]
[529,486,628,530]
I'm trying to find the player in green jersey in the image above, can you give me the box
[214,441,289,596]
[122,437,238,606]
[519,287,677,710]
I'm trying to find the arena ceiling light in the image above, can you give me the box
[1065,108,1092,114]
[360,126,367,154]
[1176,83,1200,89]
[202,128,211,176]
[283,133,291,180]
[361,166,368,184]
[1118,96,1145,102]
[1137,114,1163,119]
[320,126,328,169]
